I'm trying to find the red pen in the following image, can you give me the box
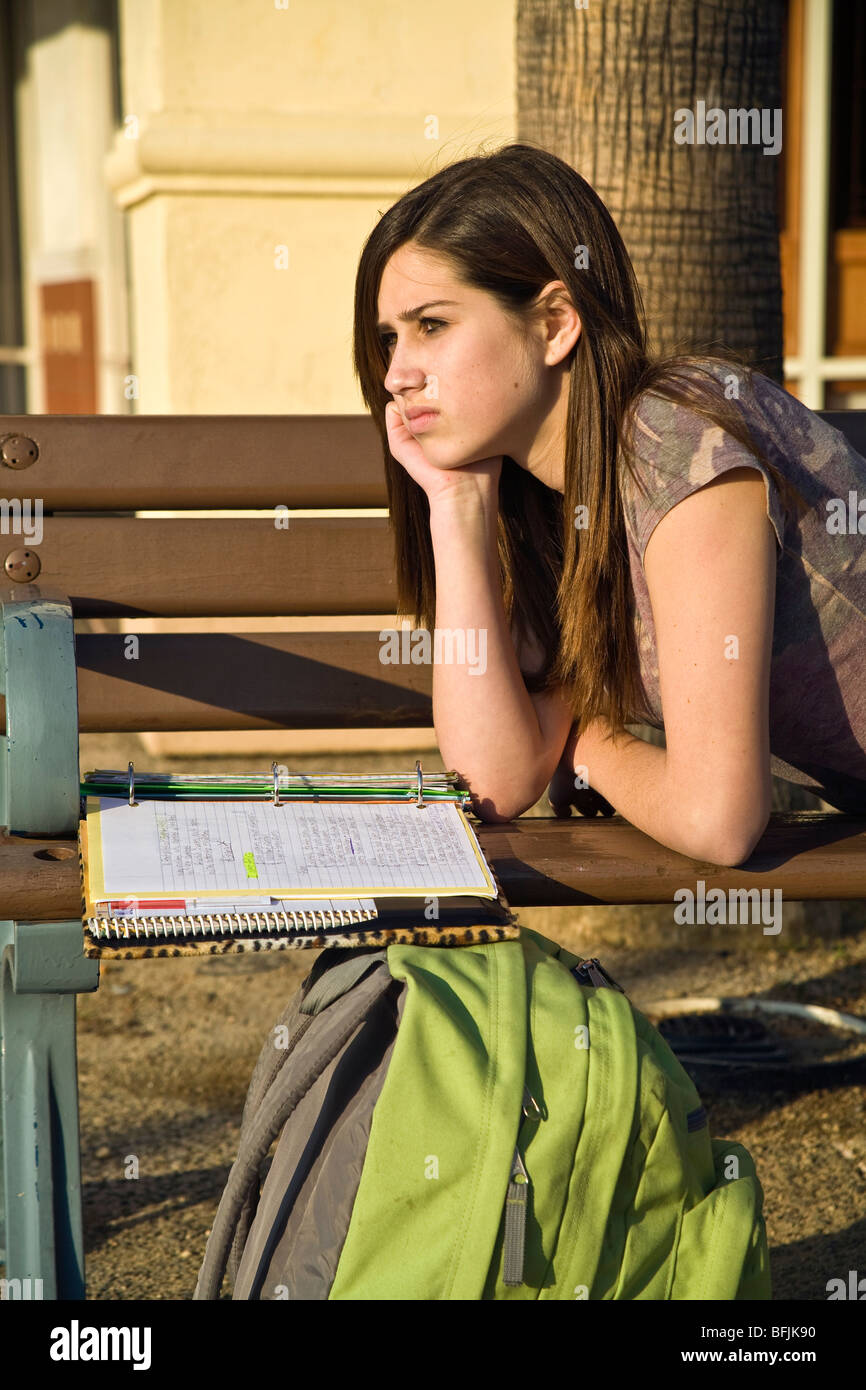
[106,898,186,910]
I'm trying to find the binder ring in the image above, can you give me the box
[128,760,135,807]
[272,760,280,806]
[415,758,425,808]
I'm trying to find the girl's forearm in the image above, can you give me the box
[428,494,548,820]
[571,717,744,866]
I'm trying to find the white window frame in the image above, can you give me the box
[785,0,866,406]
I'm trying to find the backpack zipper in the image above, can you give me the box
[572,956,626,993]
[502,1085,542,1287]
[501,960,623,1289]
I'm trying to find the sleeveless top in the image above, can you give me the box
[617,362,866,813]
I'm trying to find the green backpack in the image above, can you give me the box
[194,926,771,1300]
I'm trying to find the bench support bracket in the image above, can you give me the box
[0,920,98,1300]
[0,591,95,1298]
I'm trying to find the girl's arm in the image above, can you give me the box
[429,491,575,821]
[383,403,571,818]
[562,466,776,867]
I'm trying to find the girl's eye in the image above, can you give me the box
[380,318,444,354]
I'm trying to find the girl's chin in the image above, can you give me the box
[427,451,498,471]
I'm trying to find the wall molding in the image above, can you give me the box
[105,109,514,207]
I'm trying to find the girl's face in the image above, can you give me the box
[376,243,579,490]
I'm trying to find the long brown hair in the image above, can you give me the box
[352,142,808,738]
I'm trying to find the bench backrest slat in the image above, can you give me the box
[0,415,387,508]
[31,517,397,616]
[1,411,862,513]
[74,631,432,731]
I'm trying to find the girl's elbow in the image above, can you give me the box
[469,789,535,823]
[705,810,770,867]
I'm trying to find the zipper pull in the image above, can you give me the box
[502,1087,542,1287]
[502,1144,529,1286]
[522,1085,543,1122]
[572,956,626,993]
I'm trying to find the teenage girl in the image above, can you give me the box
[352,143,866,867]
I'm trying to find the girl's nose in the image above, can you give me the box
[385,364,423,397]
[384,345,427,397]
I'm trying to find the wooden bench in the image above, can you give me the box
[1,410,865,1299]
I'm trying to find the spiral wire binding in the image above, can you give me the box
[86,903,378,943]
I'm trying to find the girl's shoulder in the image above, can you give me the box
[624,358,754,475]
[619,359,790,564]
[630,357,853,475]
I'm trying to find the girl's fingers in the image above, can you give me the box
[548,782,615,817]
[572,787,616,817]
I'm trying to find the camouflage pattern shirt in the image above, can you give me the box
[618,363,866,812]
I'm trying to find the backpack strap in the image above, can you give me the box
[238,947,387,1138]
[222,947,388,1284]
[300,948,389,1016]
[194,956,394,1299]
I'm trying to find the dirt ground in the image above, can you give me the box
[74,734,866,1301]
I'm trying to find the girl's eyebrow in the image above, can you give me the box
[376,299,460,332]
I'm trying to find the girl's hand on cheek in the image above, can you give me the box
[385,401,502,507]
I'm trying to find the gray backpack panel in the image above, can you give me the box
[233,973,405,1298]
[195,947,402,1301]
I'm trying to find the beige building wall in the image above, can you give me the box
[103,0,515,757]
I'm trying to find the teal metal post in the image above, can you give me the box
[0,591,99,1299]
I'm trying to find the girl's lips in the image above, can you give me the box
[406,411,439,433]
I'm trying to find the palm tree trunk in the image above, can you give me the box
[516,0,785,381]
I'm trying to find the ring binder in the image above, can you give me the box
[415,758,424,808]
[78,747,519,966]
[78,765,509,959]
[84,765,469,805]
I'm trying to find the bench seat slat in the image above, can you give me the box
[475,814,866,904]
[4,814,865,919]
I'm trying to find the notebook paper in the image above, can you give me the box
[84,795,497,900]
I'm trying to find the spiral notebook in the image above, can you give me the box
[79,763,519,957]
